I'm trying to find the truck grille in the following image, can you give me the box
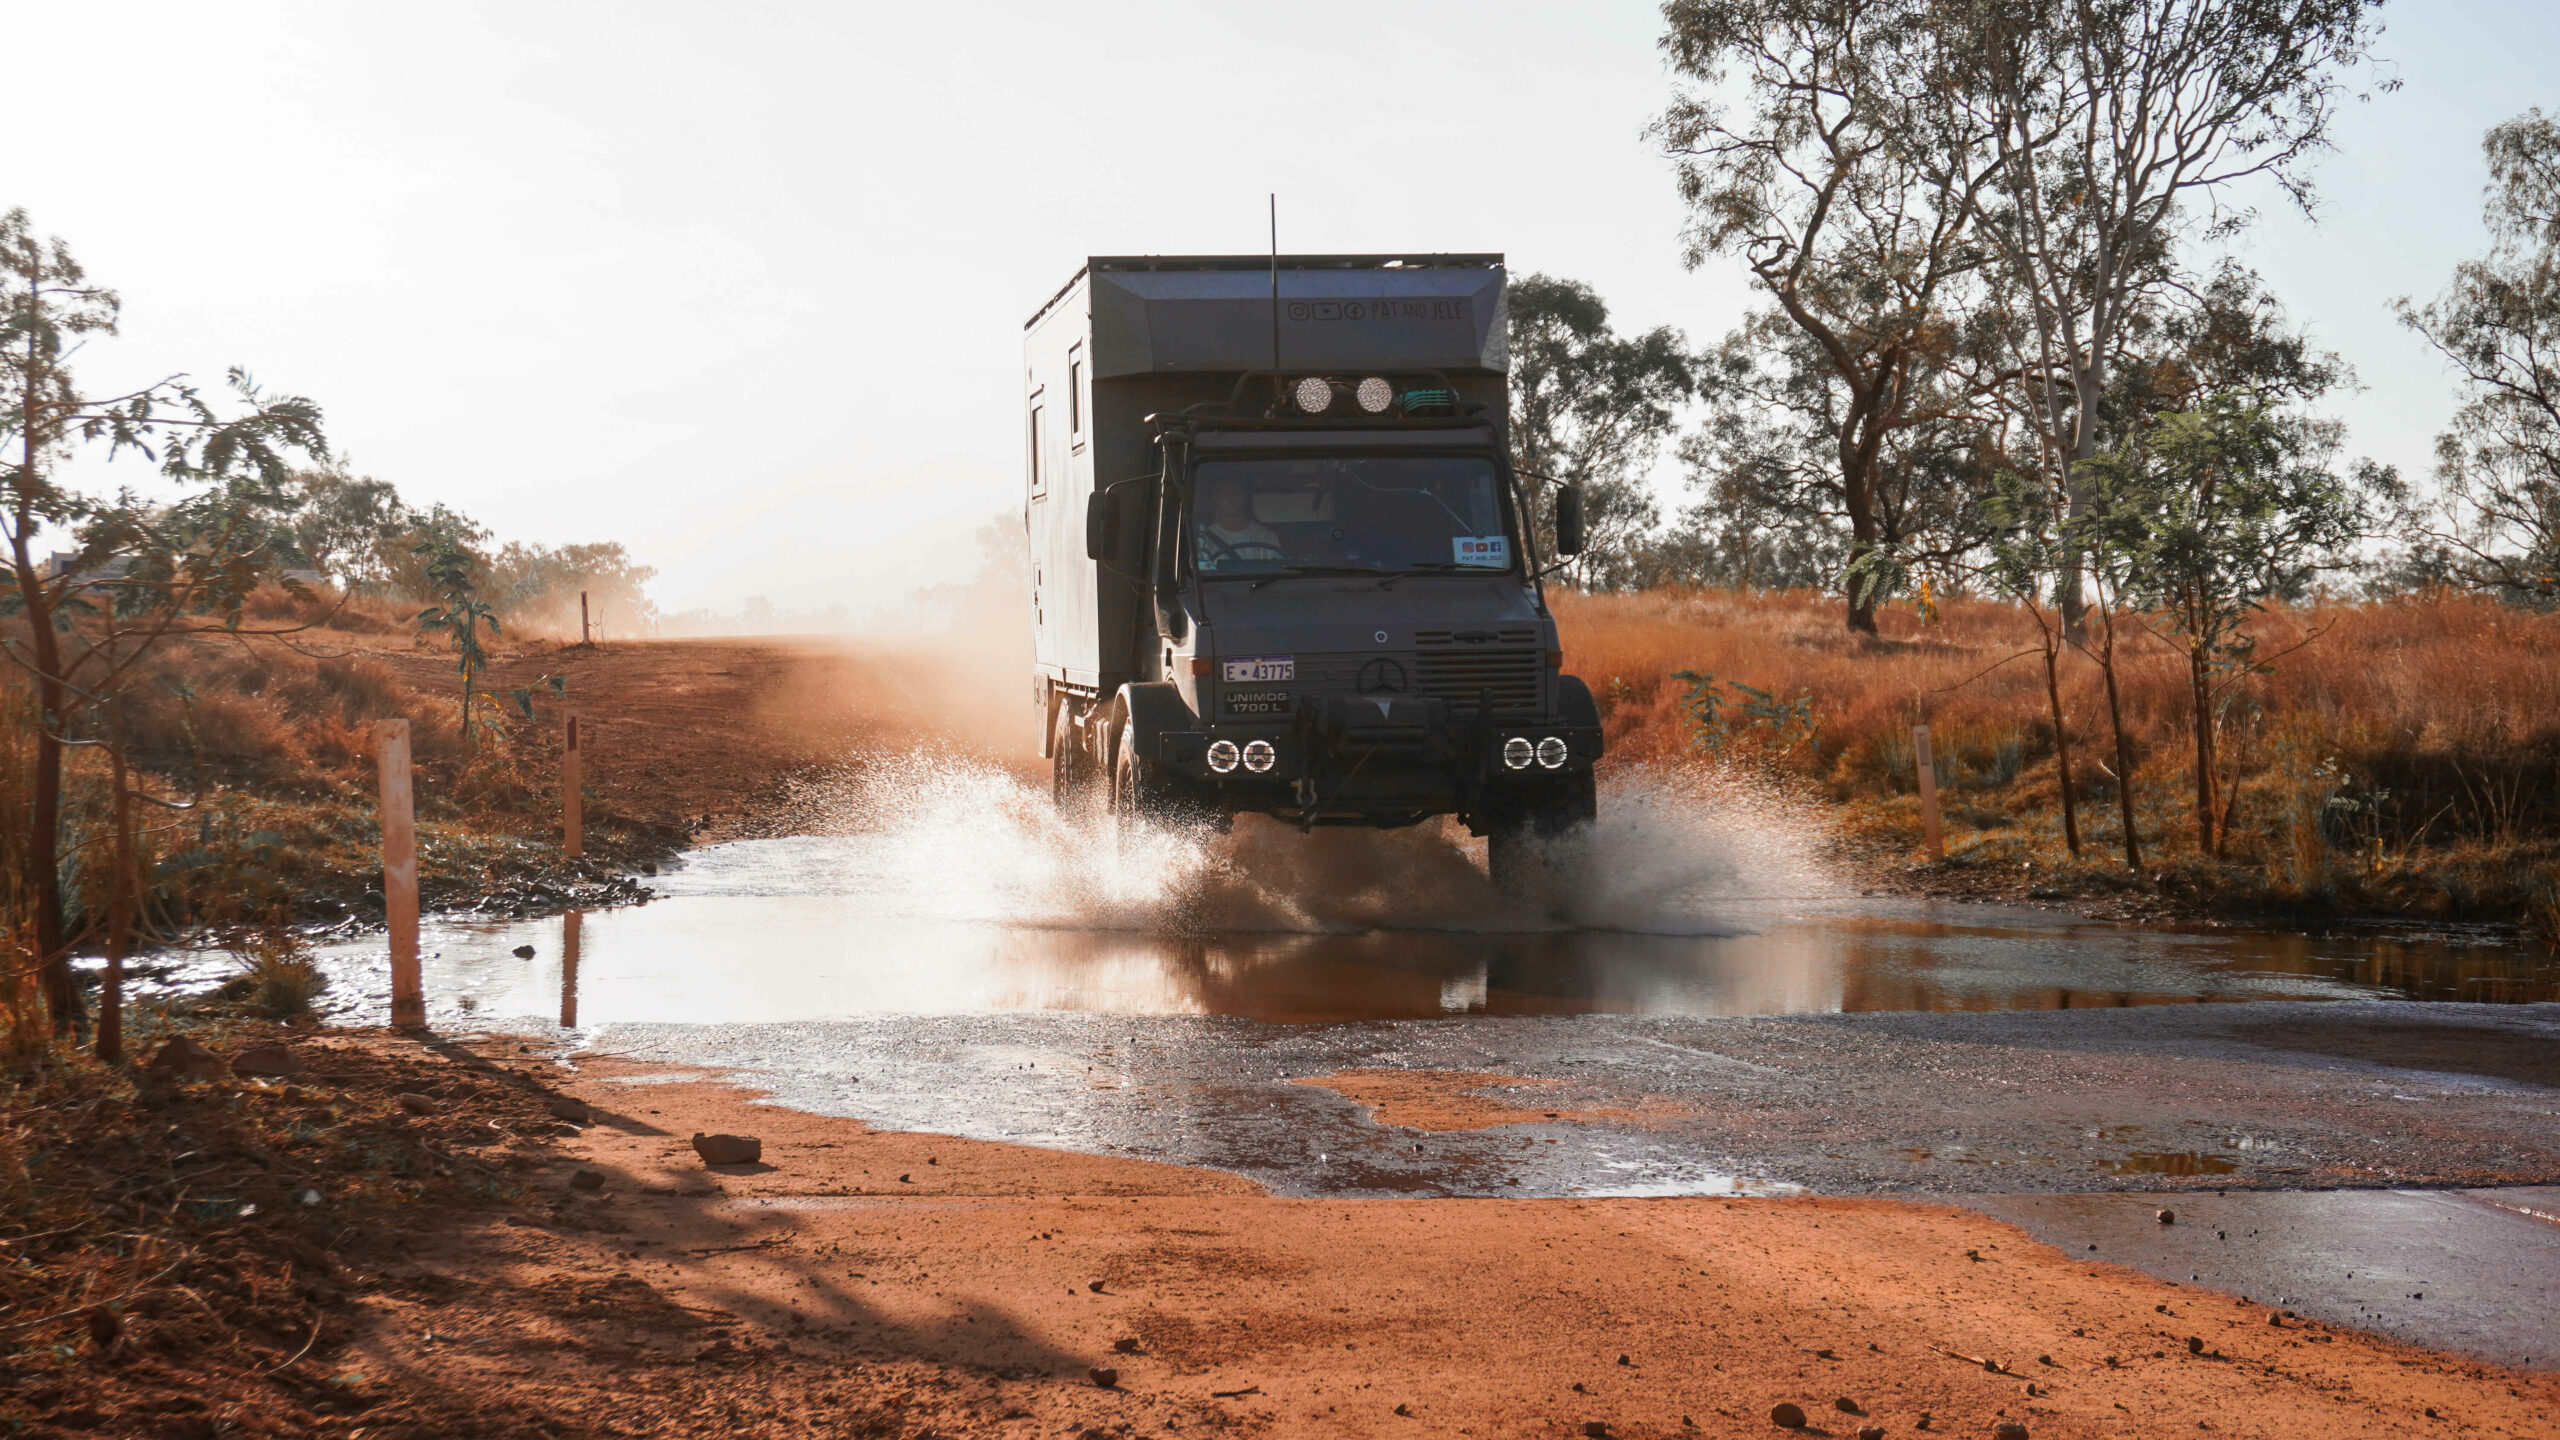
[1414,648,1541,714]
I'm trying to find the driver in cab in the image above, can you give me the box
[1196,473,1286,571]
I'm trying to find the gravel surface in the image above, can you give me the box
[578,999,2560,1199]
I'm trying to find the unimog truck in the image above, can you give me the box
[1024,254,1599,888]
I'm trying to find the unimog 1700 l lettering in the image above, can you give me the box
[1025,254,1599,888]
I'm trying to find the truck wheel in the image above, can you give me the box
[1052,703,1099,813]
[1108,722,1183,836]
[1485,772,1597,898]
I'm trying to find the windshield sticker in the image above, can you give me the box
[1222,655,1295,683]
[1454,536,1510,567]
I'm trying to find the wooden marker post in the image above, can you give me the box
[1912,723,1944,862]
[580,591,590,645]
[99,733,134,1066]
[377,719,424,1028]
[563,714,583,859]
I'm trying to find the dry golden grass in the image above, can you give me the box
[94,585,583,792]
[1557,587,2560,924]
[0,586,614,971]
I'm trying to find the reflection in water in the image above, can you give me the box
[559,910,582,1029]
[291,845,2556,1030]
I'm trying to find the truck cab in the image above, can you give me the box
[1025,255,1599,888]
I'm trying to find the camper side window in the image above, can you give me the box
[1067,347,1085,452]
[1027,396,1046,500]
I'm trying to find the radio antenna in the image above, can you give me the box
[1268,193,1281,403]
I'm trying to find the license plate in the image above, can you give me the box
[1221,655,1294,683]
[1226,690,1291,716]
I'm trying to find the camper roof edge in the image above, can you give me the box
[1025,253,1505,330]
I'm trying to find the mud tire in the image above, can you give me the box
[1052,702,1100,814]
[1107,714,1186,839]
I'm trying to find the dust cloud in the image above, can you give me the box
[768,750,1843,939]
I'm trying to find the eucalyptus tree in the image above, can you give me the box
[1505,274,1703,589]
[0,208,326,1029]
[2082,394,2365,854]
[1682,313,2000,604]
[491,539,659,635]
[1656,0,1996,632]
[2110,262,2349,433]
[286,463,415,590]
[1977,466,2082,855]
[2059,461,2151,871]
[2393,109,2560,605]
[1915,0,2387,621]
[1627,481,1843,589]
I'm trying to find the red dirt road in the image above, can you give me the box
[368,1053,2560,1440]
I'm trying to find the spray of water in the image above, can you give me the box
[765,748,1844,938]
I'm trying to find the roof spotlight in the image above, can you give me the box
[1536,736,1569,770]
[1206,739,1241,774]
[1242,739,1278,773]
[1355,376,1394,413]
[1293,376,1334,413]
[1502,736,1535,771]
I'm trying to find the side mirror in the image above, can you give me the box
[1554,484,1586,556]
[1085,490,1120,561]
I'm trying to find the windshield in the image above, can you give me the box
[1189,455,1514,578]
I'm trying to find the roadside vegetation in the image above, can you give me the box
[0,588,672,1025]
[0,197,695,1421]
[1490,20,2560,944]
[0,207,672,1051]
[1564,586,2560,936]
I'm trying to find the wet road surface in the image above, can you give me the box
[1969,1187,2560,1371]
[519,996,2559,1370]
[158,831,2551,1204]
[133,821,2560,1368]
[507,1002,2559,1198]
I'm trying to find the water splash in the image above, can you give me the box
[1528,763,1846,933]
[758,748,1845,938]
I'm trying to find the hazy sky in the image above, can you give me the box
[18,2,2557,616]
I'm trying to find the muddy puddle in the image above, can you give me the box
[250,829,2552,1029]
[127,757,2556,1028]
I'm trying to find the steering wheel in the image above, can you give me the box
[1202,534,1290,568]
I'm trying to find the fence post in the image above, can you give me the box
[1912,722,1945,862]
[580,591,590,645]
[99,727,133,1066]
[377,719,423,1028]
[563,713,583,860]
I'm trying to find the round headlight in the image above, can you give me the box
[1355,376,1394,413]
[1502,736,1534,770]
[1536,736,1568,770]
[1293,376,1334,413]
[1206,739,1241,774]
[1242,739,1277,773]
